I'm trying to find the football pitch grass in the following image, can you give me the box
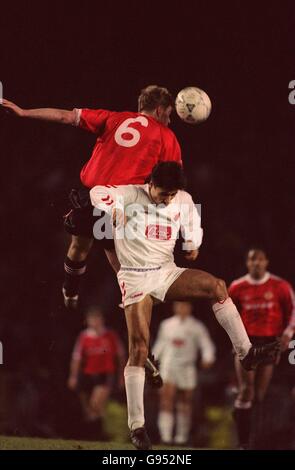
[0,436,197,451]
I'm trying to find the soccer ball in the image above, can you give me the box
[175,86,212,124]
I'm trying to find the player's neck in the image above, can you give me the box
[140,110,157,120]
[247,272,270,284]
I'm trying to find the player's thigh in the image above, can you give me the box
[234,354,255,398]
[90,385,111,410]
[124,296,153,345]
[165,268,222,301]
[255,363,274,402]
[177,388,194,405]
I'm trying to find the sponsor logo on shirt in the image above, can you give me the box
[145,224,172,240]
[264,291,274,300]
[244,302,274,310]
[172,338,186,347]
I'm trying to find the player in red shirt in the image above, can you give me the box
[1,86,181,308]
[229,248,295,449]
[67,307,125,439]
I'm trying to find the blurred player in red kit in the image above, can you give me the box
[68,307,125,439]
[0,85,181,308]
[229,248,295,449]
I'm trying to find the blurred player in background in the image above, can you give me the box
[229,248,295,449]
[153,301,215,445]
[0,86,181,308]
[90,162,279,450]
[67,307,125,439]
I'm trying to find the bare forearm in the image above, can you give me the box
[22,107,76,124]
[69,359,81,378]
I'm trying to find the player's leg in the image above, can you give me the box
[166,269,252,361]
[89,384,111,418]
[87,384,112,440]
[158,382,177,444]
[233,354,255,449]
[174,389,194,445]
[166,269,280,369]
[63,234,93,306]
[78,390,92,420]
[255,363,274,402]
[124,296,153,449]
[251,363,274,449]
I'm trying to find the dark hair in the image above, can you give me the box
[86,307,103,318]
[246,247,268,259]
[150,161,186,190]
[138,85,174,112]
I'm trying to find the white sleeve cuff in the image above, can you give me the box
[283,326,295,339]
[73,108,82,126]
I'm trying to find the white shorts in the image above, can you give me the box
[117,263,187,307]
[160,364,197,390]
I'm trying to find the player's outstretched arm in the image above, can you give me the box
[0,98,76,125]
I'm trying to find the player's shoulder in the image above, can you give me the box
[175,189,193,201]
[269,273,293,290]
[190,317,207,331]
[160,124,178,143]
[160,316,175,328]
[229,275,249,289]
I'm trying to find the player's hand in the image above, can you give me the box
[112,208,127,228]
[280,333,292,352]
[0,99,25,117]
[184,249,199,261]
[67,375,78,391]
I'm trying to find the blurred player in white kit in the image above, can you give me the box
[153,301,216,445]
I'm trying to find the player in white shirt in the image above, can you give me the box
[90,161,279,450]
[153,301,215,445]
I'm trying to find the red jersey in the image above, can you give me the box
[72,328,121,375]
[229,272,295,337]
[74,108,182,188]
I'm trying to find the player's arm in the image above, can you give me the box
[67,334,84,391]
[179,192,203,261]
[90,184,138,225]
[195,323,216,369]
[1,99,76,124]
[280,282,295,351]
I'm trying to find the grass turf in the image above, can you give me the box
[0,436,197,451]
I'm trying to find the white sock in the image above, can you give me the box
[174,411,191,444]
[124,366,145,431]
[212,297,251,360]
[158,411,174,443]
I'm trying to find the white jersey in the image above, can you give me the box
[152,315,216,371]
[90,184,203,269]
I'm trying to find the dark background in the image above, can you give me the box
[0,1,294,442]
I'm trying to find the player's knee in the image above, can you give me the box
[212,278,228,301]
[160,398,174,412]
[69,237,92,259]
